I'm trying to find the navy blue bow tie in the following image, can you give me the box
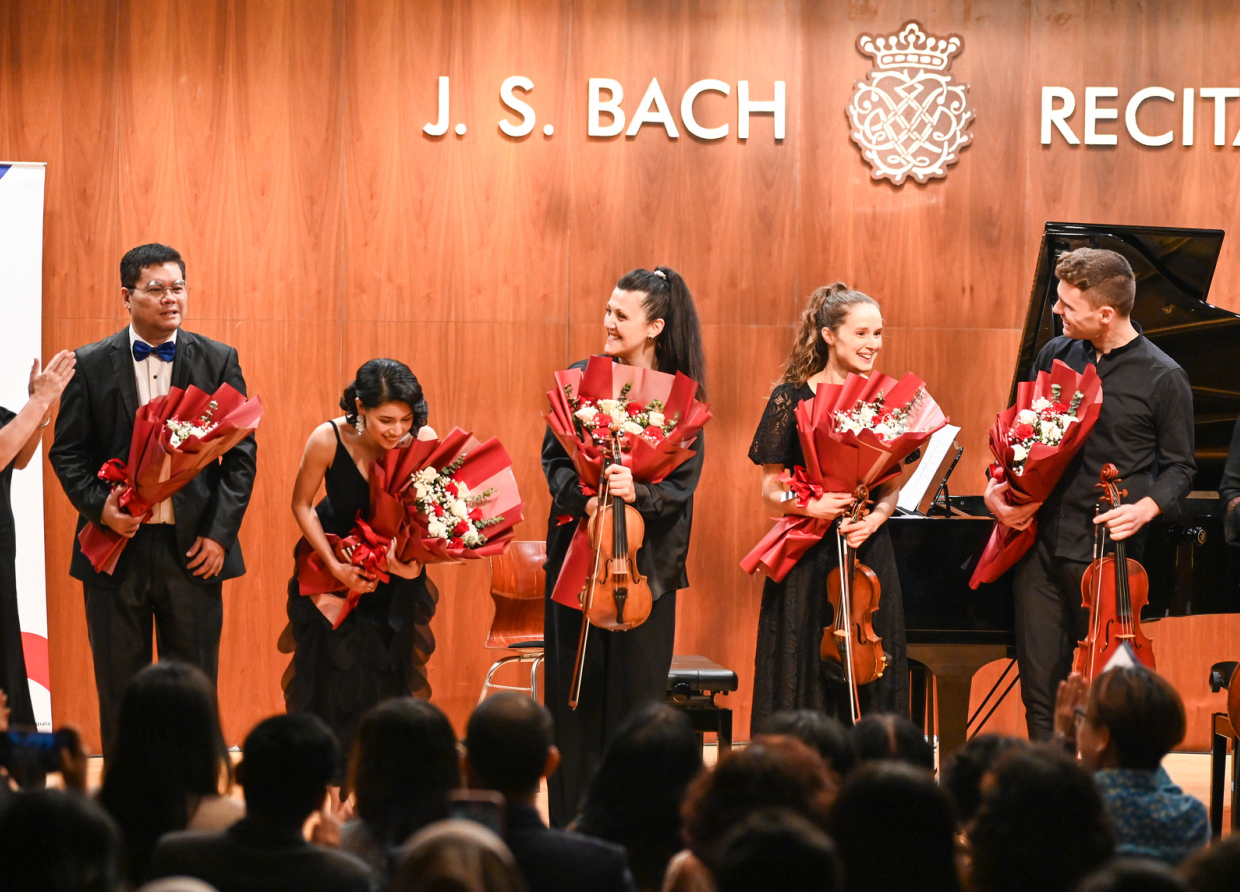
[132,340,176,363]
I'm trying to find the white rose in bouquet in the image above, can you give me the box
[1011,443,1028,463]
[648,411,665,427]
[621,420,644,435]
[575,405,597,423]
[427,519,448,539]
[859,405,877,426]
[416,467,439,485]
[598,399,620,414]
[451,500,470,519]
[414,482,430,501]
[1017,409,1038,425]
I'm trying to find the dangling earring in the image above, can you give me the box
[354,415,366,436]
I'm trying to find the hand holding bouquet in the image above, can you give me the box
[78,383,262,575]
[742,372,946,582]
[968,360,1103,588]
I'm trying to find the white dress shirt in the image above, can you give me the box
[128,326,177,524]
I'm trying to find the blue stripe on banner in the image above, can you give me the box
[0,165,9,181]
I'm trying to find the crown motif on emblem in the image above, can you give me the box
[857,21,962,72]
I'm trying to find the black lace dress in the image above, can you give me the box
[280,421,438,760]
[748,382,908,730]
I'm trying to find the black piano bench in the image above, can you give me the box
[666,654,739,757]
[1208,661,1239,837]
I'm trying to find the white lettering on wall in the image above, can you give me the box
[425,76,450,136]
[1044,85,1240,149]
[681,79,730,139]
[1084,87,1119,145]
[738,80,786,139]
[499,76,536,137]
[1041,87,1080,144]
[1124,87,1175,147]
[589,78,625,137]
[1199,88,1240,146]
[626,78,680,137]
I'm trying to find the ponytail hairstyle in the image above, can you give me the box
[615,266,707,399]
[340,358,429,431]
[781,283,880,386]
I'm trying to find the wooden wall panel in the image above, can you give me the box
[1,0,1238,753]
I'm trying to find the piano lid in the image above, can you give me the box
[1014,222,1237,491]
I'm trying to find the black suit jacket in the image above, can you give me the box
[48,328,258,586]
[150,818,375,892]
[505,803,636,892]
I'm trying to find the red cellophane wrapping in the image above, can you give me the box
[384,427,523,564]
[296,427,523,630]
[544,355,711,609]
[77,384,262,576]
[741,372,947,582]
[968,360,1103,589]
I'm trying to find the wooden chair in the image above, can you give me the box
[1208,660,1239,836]
[479,541,547,703]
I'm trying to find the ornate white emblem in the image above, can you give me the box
[846,21,974,186]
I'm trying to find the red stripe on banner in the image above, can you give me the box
[21,632,49,690]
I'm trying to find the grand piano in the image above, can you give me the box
[891,221,1240,758]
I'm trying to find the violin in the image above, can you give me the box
[821,485,887,724]
[1074,463,1156,681]
[569,433,652,709]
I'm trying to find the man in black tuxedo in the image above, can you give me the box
[49,243,257,755]
[463,692,637,892]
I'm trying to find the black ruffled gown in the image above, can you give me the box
[748,382,908,731]
[281,421,438,760]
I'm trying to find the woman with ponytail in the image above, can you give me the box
[748,284,908,729]
[282,358,440,766]
[542,266,706,828]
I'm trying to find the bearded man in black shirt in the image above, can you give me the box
[983,247,1196,740]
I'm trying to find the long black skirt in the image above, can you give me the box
[751,526,908,731]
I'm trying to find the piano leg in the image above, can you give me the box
[907,643,1014,762]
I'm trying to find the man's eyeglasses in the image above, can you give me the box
[128,280,188,298]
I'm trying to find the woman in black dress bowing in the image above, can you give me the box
[749,284,908,730]
[283,359,438,760]
[0,351,76,727]
[542,267,706,828]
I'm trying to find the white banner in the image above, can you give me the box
[0,162,50,729]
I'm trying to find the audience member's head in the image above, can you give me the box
[575,702,702,888]
[136,880,220,892]
[464,693,556,803]
[390,819,528,892]
[759,709,856,777]
[713,808,842,892]
[98,661,231,883]
[237,713,339,828]
[827,761,960,892]
[1078,667,1186,771]
[968,746,1114,892]
[681,736,836,870]
[1076,859,1189,892]
[851,713,935,771]
[350,697,461,846]
[0,788,123,892]
[1181,834,1240,892]
[943,734,1028,827]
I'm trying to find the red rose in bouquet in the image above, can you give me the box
[78,383,262,575]
[742,372,946,582]
[968,360,1103,589]
[544,355,711,608]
